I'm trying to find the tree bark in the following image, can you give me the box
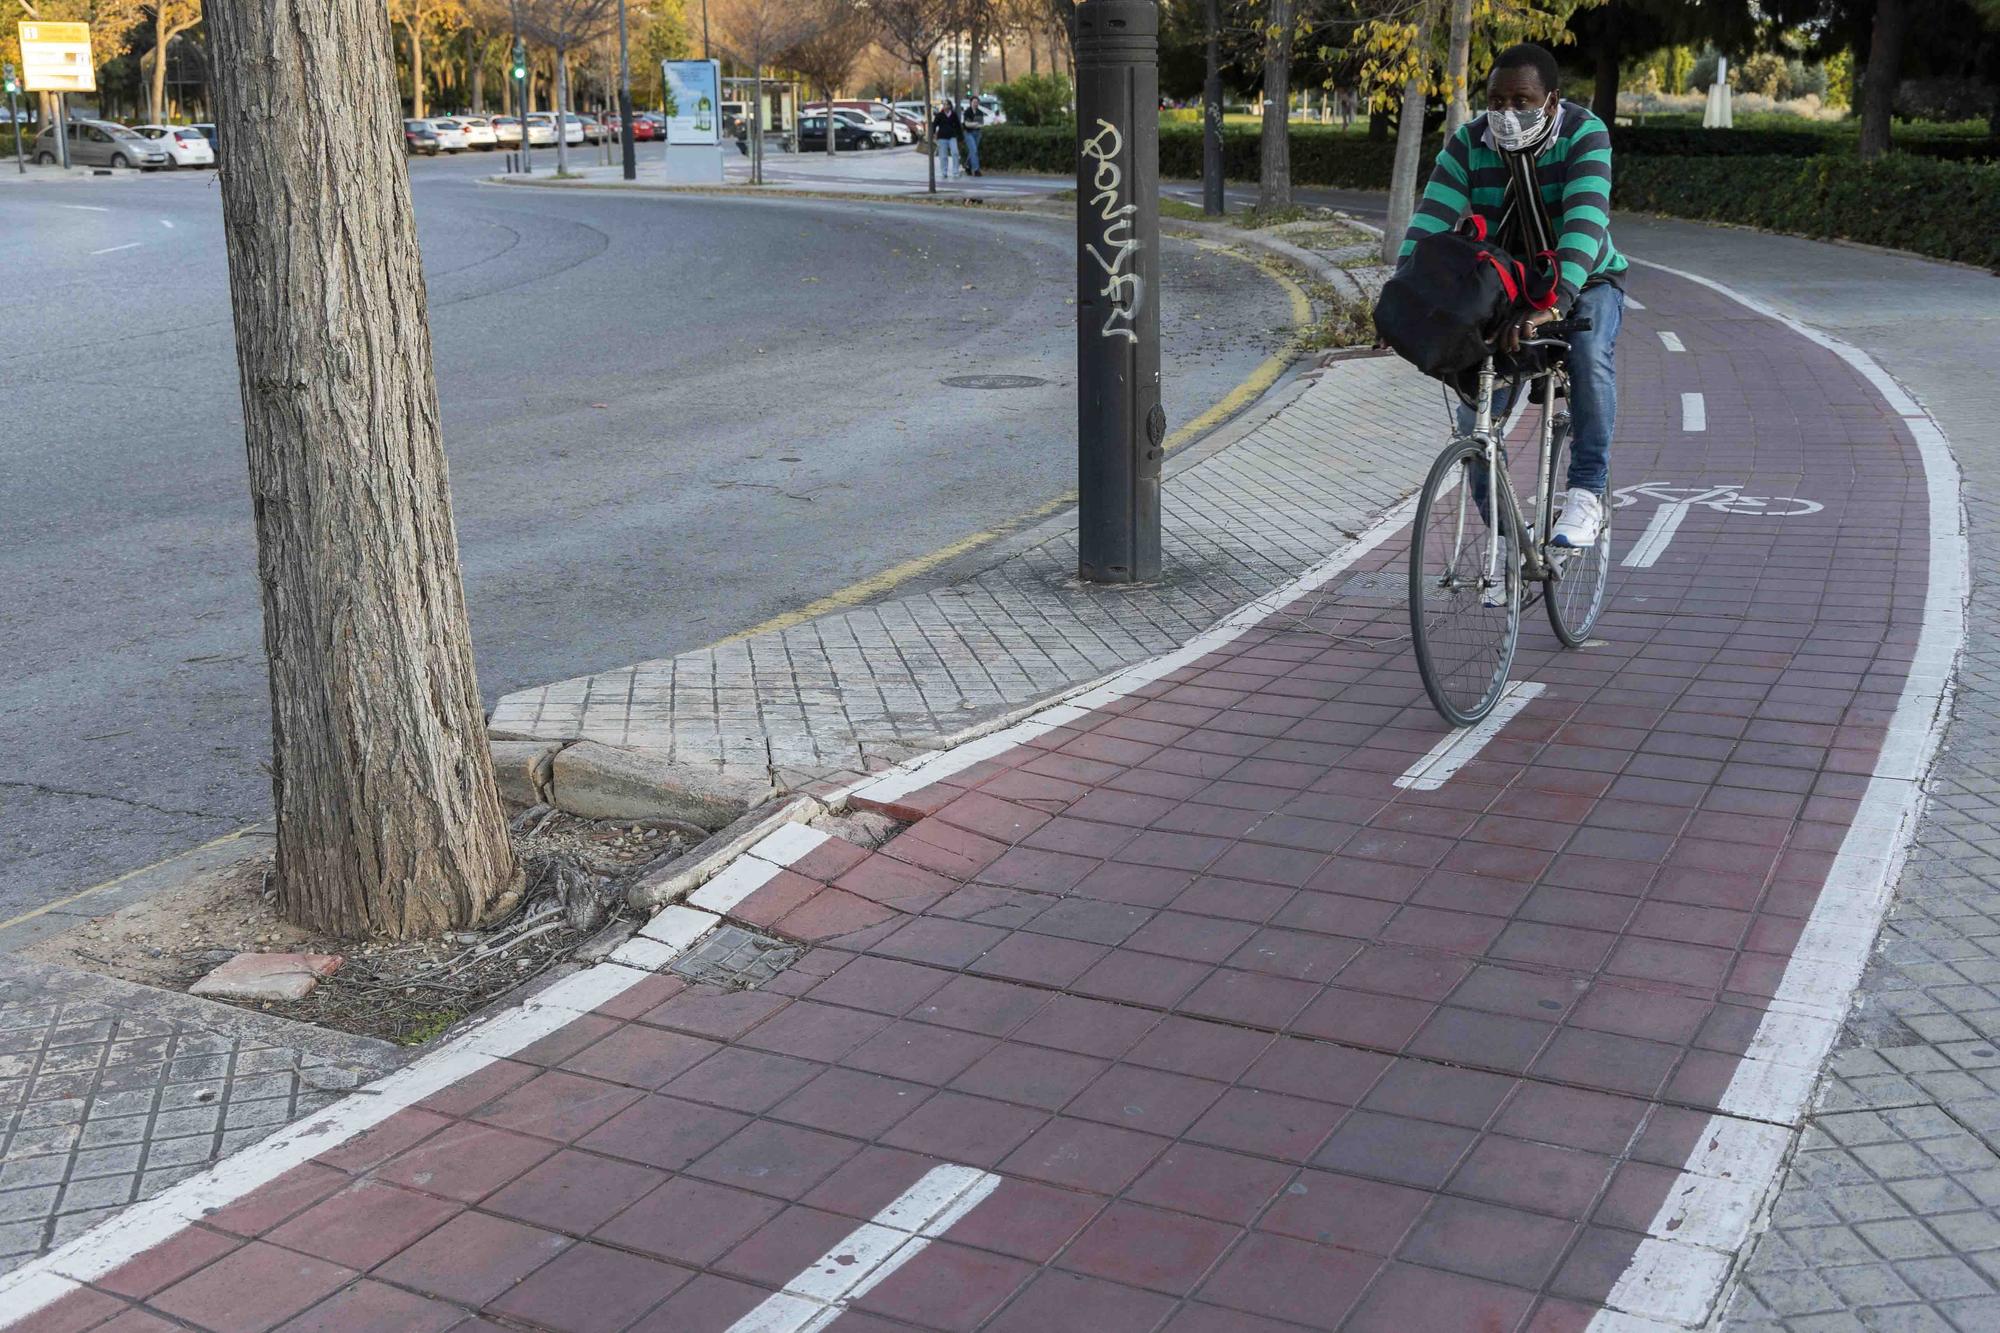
[924,63,935,193]
[1203,0,1223,216]
[203,0,520,939]
[555,46,570,173]
[470,29,485,112]
[1257,0,1293,212]
[1443,0,1471,134]
[408,23,427,117]
[1382,1,1436,265]
[1859,0,1907,161]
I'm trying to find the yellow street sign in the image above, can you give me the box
[18,21,96,94]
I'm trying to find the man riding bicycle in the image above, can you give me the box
[1398,41,1628,550]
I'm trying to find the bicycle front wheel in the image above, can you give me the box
[1409,438,1521,726]
[1544,416,1612,647]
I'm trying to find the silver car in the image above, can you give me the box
[34,119,170,169]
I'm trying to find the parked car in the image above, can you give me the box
[132,123,215,167]
[426,118,471,152]
[190,122,219,149]
[832,108,898,146]
[638,111,668,140]
[522,114,559,146]
[806,102,911,144]
[455,115,499,149]
[797,113,887,152]
[33,119,169,169]
[543,112,585,145]
[491,115,523,146]
[608,113,656,142]
[403,119,440,155]
[577,114,605,143]
[720,101,747,137]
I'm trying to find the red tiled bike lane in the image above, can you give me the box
[5,269,1949,1333]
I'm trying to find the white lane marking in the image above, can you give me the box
[0,932,727,1328]
[59,204,109,213]
[687,824,832,914]
[160,218,174,229]
[726,1165,1001,1333]
[1394,682,1545,790]
[90,243,141,256]
[1657,330,1685,352]
[1680,392,1705,432]
[843,488,1425,807]
[1583,262,1967,1330]
[1624,296,1646,310]
[1622,496,1699,568]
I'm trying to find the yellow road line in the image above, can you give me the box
[0,824,264,935]
[720,247,1314,646]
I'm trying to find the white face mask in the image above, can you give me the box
[1489,99,1551,151]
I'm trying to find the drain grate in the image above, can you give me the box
[940,374,1048,389]
[668,924,803,990]
[1334,570,1409,601]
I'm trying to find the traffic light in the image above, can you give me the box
[511,43,526,82]
[2,63,18,96]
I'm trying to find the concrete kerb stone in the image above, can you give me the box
[487,738,561,807]
[626,792,828,912]
[548,738,774,826]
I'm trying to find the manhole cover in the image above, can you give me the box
[940,374,1048,389]
[1335,570,1408,601]
[668,924,802,990]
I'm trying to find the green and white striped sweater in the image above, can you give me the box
[1397,100,1628,308]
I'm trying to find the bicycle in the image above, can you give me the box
[1407,317,1612,726]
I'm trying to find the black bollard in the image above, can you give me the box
[1075,0,1162,585]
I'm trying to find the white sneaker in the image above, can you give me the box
[1550,489,1604,548]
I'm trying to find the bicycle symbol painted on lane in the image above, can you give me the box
[1612,483,1823,568]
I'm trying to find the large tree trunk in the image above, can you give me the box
[1593,47,1619,121]
[203,0,520,939]
[470,30,484,112]
[1382,1,1436,265]
[149,15,169,123]
[1257,0,1293,211]
[924,64,935,193]
[1860,0,1907,160]
[1443,0,1471,133]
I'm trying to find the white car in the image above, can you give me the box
[455,115,499,150]
[832,109,897,146]
[132,123,214,167]
[555,112,586,145]
[523,114,559,147]
[491,115,523,146]
[426,118,470,152]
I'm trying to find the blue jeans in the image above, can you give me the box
[962,128,981,172]
[939,138,959,174]
[1456,282,1623,493]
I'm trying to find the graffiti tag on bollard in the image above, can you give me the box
[1082,119,1142,344]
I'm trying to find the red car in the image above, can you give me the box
[609,114,656,142]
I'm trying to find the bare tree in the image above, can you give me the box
[519,0,621,172]
[201,0,521,939]
[785,0,874,156]
[1258,0,1294,211]
[389,0,467,117]
[1381,0,1436,264]
[1442,0,1471,133]
[140,0,200,122]
[714,0,821,183]
[873,0,957,193]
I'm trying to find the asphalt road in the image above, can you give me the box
[0,151,1298,927]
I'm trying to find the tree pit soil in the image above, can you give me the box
[21,808,694,1046]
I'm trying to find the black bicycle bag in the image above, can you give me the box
[1374,218,1557,379]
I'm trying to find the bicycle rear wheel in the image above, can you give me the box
[1409,438,1521,726]
[1543,415,1612,647]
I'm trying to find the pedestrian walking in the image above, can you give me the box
[933,99,962,179]
[960,96,986,176]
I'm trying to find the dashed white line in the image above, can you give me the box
[1393,682,1546,790]
[160,219,174,229]
[1624,296,1646,310]
[1658,331,1686,352]
[90,243,141,256]
[1680,392,1706,432]
[59,204,109,213]
[725,1165,1002,1333]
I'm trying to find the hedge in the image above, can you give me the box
[1615,153,2000,271]
[979,123,1998,183]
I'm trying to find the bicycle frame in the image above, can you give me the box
[1460,357,1568,595]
